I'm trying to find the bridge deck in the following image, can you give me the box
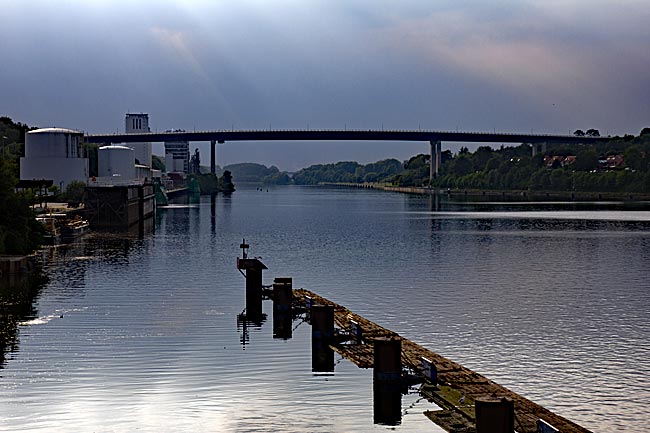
[85,129,607,145]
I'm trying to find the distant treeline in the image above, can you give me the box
[223,129,650,194]
[395,128,650,193]
[220,159,403,186]
[293,159,403,185]
[221,163,291,185]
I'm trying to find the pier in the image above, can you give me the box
[236,243,590,432]
[291,289,589,433]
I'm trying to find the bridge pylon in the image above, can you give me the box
[429,140,442,186]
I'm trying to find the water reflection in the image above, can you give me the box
[237,311,267,348]
[373,381,402,425]
[0,269,48,369]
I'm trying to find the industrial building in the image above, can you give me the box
[97,145,135,183]
[164,130,189,173]
[124,113,152,168]
[19,128,89,190]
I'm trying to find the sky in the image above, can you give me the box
[1,0,649,171]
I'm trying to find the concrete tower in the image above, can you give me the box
[164,129,189,173]
[125,113,152,168]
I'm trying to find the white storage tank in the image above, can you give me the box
[98,145,135,181]
[20,128,89,189]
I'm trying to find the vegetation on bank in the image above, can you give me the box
[395,129,650,193]
[214,160,402,186]
[188,171,235,194]
[222,162,291,185]
[5,113,650,196]
[0,159,43,255]
[292,159,403,185]
[0,117,32,179]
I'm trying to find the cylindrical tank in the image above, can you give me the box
[25,128,84,159]
[98,145,135,180]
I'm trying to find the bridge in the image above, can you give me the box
[84,129,608,185]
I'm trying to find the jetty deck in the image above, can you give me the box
[293,288,590,433]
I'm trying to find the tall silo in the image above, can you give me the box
[20,128,89,190]
[98,145,135,181]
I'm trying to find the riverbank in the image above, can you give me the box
[0,254,36,277]
[320,182,650,201]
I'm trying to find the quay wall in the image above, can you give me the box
[84,183,155,230]
[320,182,650,201]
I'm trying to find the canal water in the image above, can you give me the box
[1,186,649,432]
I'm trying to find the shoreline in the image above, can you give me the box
[319,182,650,202]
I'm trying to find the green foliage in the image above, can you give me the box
[586,129,600,137]
[293,159,402,185]
[152,155,165,172]
[574,148,598,171]
[86,144,98,177]
[220,170,235,193]
[0,116,33,178]
[187,172,235,194]
[61,180,86,204]
[394,134,650,194]
[0,159,43,254]
[222,162,289,185]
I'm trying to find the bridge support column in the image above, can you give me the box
[429,140,442,186]
[532,142,548,157]
[210,140,216,174]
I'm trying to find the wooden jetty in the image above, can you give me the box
[293,288,591,433]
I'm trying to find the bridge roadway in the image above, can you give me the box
[85,128,606,145]
[84,129,608,182]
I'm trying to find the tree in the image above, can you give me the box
[586,129,600,137]
[574,129,585,136]
[0,159,43,254]
[61,181,86,205]
[640,127,650,137]
[574,148,598,171]
[624,145,646,172]
[453,155,473,176]
[472,146,493,171]
[152,155,165,171]
[86,144,98,177]
[220,170,235,193]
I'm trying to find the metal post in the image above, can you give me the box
[246,267,263,319]
[311,304,334,372]
[273,277,292,310]
[273,277,293,339]
[373,337,402,425]
[374,337,401,383]
[475,398,514,433]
